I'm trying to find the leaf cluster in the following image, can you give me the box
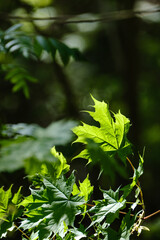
[0,120,77,173]
[0,24,82,97]
[0,96,149,239]
[0,186,22,238]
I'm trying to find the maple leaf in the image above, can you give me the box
[50,146,70,178]
[89,188,126,228]
[0,186,22,238]
[20,172,85,239]
[72,174,93,202]
[72,96,132,167]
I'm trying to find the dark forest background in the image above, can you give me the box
[0,0,160,239]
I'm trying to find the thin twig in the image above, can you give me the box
[144,210,160,220]
[126,157,134,172]
[0,7,160,24]
[85,203,94,207]
[119,211,135,217]
[14,224,30,239]
[126,201,143,206]
[126,157,145,209]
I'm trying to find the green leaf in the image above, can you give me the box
[30,231,39,240]
[72,174,93,214]
[4,64,37,98]
[72,96,132,178]
[118,211,136,240]
[0,120,77,173]
[72,174,93,202]
[103,227,118,240]
[121,155,144,200]
[70,225,87,239]
[0,186,22,238]
[5,23,22,33]
[19,173,85,239]
[89,188,126,228]
[36,36,52,52]
[12,186,22,205]
[50,146,70,178]
[0,185,12,210]
[133,154,144,182]
[1,24,83,65]
[49,38,71,65]
[77,140,128,181]
[99,211,136,239]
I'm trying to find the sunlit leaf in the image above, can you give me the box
[72,174,93,202]
[72,96,132,180]
[0,186,22,238]
[19,173,85,239]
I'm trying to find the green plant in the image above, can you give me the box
[0,120,77,173]
[0,96,159,239]
[0,24,82,98]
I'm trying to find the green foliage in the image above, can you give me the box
[0,24,82,97]
[0,120,77,173]
[73,96,131,162]
[50,146,70,178]
[0,186,22,238]
[0,24,81,63]
[2,64,38,98]
[72,95,132,180]
[19,173,85,239]
[89,188,126,227]
[72,174,93,202]
[0,96,153,239]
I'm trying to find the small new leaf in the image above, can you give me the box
[50,146,70,178]
[72,174,93,202]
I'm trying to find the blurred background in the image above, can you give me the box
[0,0,160,239]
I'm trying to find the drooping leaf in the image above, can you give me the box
[19,173,85,239]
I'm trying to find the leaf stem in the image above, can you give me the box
[126,157,134,172]
[126,157,145,209]
[86,212,97,233]
[85,203,94,207]
[126,201,143,205]
[144,210,160,220]
[14,224,30,239]
[119,211,134,217]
